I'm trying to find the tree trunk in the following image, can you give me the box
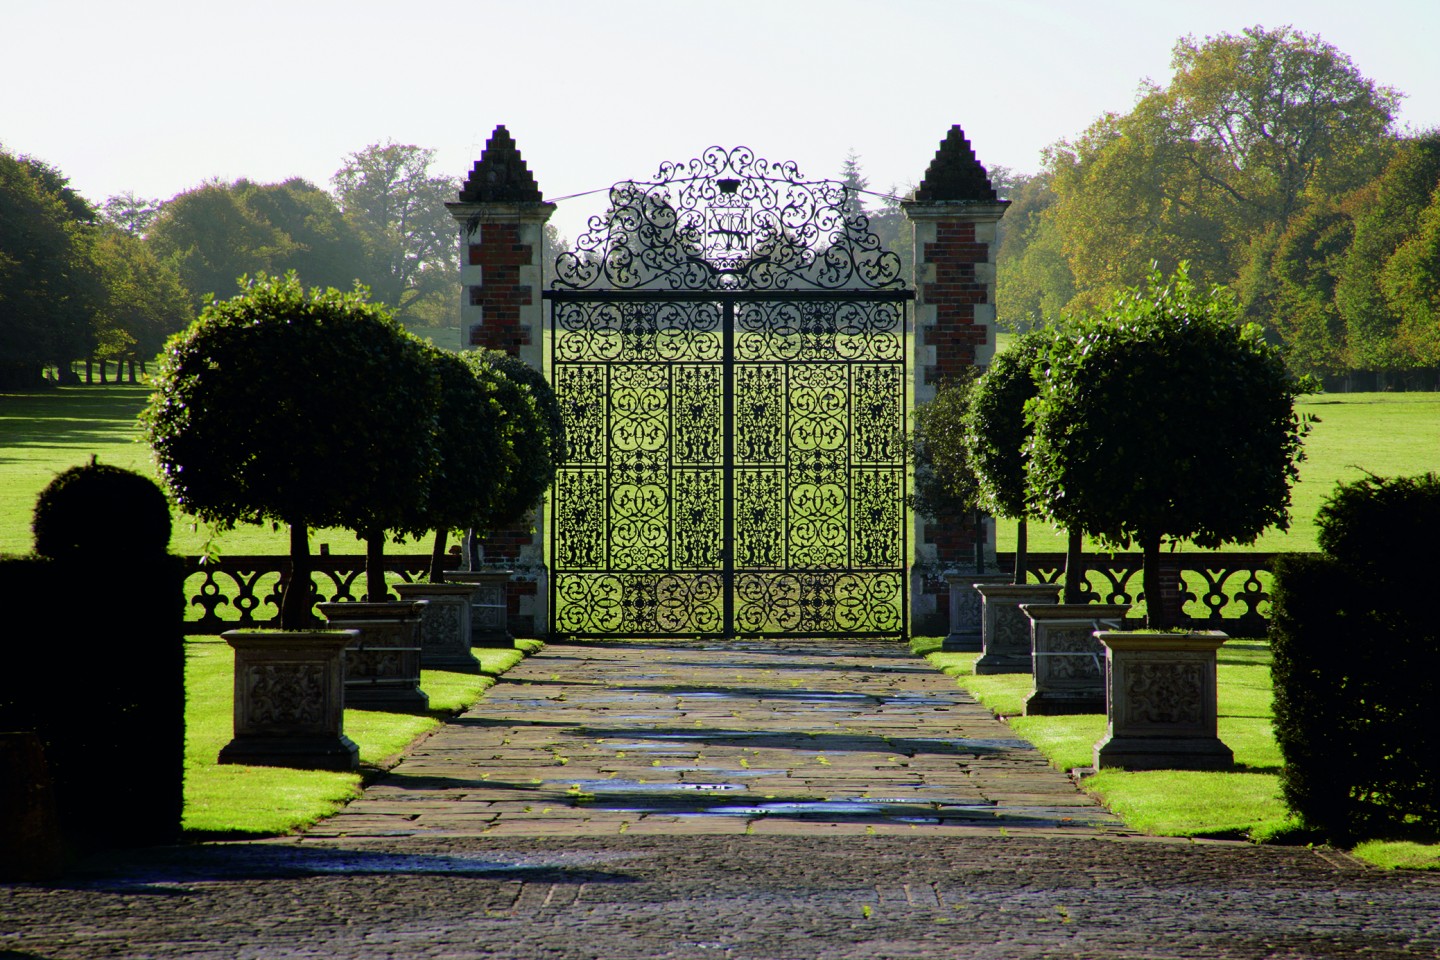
[1013,519,1028,585]
[1140,533,1171,630]
[364,530,388,602]
[281,521,313,630]
[429,529,449,584]
[1063,528,1085,604]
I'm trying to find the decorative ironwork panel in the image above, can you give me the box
[553,146,904,292]
[548,147,911,639]
[550,296,907,638]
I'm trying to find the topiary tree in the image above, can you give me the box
[962,327,1059,587]
[451,349,564,573]
[1026,264,1309,628]
[142,273,439,629]
[1271,472,1440,842]
[909,374,986,571]
[18,458,184,849]
[417,345,509,584]
[32,455,173,559]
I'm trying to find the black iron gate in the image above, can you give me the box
[546,148,911,638]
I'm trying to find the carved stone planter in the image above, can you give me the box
[941,572,1010,652]
[317,601,428,711]
[1021,603,1130,715]
[1093,630,1234,771]
[393,583,481,672]
[973,582,1062,674]
[218,630,359,771]
[446,570,515,648]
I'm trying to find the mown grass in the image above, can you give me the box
[6,384,1439,557]
[912,635,1440,870]
[183,636,542,837]
[996,391,1440,555]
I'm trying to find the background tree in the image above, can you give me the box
[0,149,100,386]
[148,178,366,308]
[1334,134,1440,374]
[1026,265,1308,628]
[143,273,438,629]
[90,226,194,381]
[103,191,162,237]
[1017,26,1399,333]
[331,142,460,328]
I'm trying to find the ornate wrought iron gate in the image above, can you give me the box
[546,148,911,638]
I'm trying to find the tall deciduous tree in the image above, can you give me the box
[143,273,439,629]
[0,150,99,385]
[1026,265,1309,628]
[90,226,194,378]
[148,178,366,308]
[1335,134,1440,373]
[1038,26,1399,321]
[331,142,459,328]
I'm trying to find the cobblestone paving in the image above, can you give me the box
[3,640,1437,959]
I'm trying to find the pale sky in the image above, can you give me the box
[4,0,1438,243]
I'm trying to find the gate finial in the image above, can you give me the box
[914,125,998,202]
[459,125,544,202]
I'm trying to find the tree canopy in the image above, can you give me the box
[143,273,439,626]
[148,178,367,308]
[997,25,1430,381]
[0,150,100,384]
[1025,265,1309,626]
[331,142,460,328]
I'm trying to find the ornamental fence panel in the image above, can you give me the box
[1010,551,1298,636]
[182,551,1301,636]
[181,555,457,634]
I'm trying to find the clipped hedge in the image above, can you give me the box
[0,461,184,855]
[1270,473,1440,843]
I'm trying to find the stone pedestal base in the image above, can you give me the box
[218,630,359,771]
[973,583,1062,674]
[318,601,428,711]
[447,570,515,648]
[941,573,1010,652]
[1093,631,1233,771]
[1022,603,1130,715]
[394,583,481,672]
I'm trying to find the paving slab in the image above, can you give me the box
[4,639,1438,959]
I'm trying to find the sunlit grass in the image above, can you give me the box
[1350,841,1440,871]
[183,636,540,837]
[997,391,1440,554]
[911,635,1300,842]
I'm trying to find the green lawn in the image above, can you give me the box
[996,391,1440,554]
[5,384,1438,558]
[183,636,542,837]
[912,635,1440,869]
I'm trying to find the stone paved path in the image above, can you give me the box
[3,640,1438,959]
[311,639,1127,840]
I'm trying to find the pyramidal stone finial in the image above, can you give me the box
[458,125,544,203]
[913,125,998,202]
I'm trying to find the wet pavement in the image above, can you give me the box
[3,639,1438,959]
[307,639,1126,840]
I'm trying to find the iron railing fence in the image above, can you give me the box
[180,551,1306,636]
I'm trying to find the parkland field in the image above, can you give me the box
[1,384,1437,557]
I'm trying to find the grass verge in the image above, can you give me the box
[912,635,1440,870]
[183,636,542,838]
